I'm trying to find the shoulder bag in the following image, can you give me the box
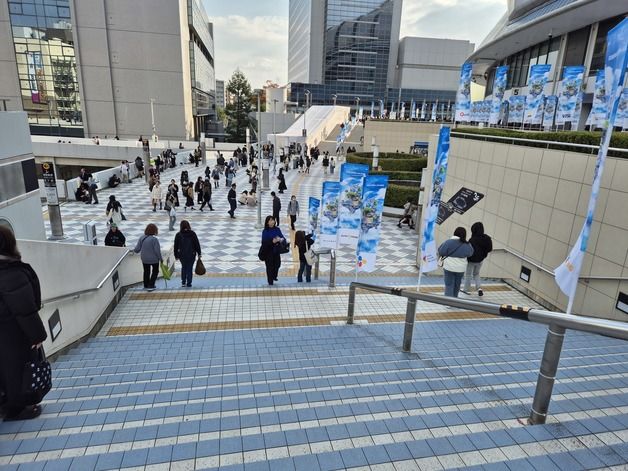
[194,257,206,276]
[22,346,52,404]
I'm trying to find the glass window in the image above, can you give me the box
[563,26,590,67]
[590,16,624,74]
[9,3,22,14]
[545,37,560,70]
[518,48,530,87]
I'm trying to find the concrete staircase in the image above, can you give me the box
[1,319,627,470]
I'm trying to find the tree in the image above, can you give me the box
[225,70,253,143]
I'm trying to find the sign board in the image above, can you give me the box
[41,161,59,205]
[436,187,484,224]
[617,291,628,315]
[112,270,120,291]
[520,266,531,283]
[48,309,62,341]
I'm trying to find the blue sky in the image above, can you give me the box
[203,0,506,89]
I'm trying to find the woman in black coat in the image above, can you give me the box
[277,169,287,194]
[0,226,48,421]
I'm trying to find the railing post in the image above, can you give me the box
[329,250,336,288]
[529,324,566,424]
[402,298,417,352]
[347,283,356,324]
[314,257,320,280]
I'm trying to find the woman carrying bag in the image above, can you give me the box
[106,195,124,226]
[294,230,314,283]
[173,220,202,288]
[258,216,286,285]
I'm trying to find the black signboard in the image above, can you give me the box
[436,187,485,225]
[520,266,531,283]
[48,309,62,341]
[112,270,120,291]
[617,291,628,315]
[41,161,59,205]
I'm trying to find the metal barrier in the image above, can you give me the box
[313,248,336,287]
[346,282,628,425]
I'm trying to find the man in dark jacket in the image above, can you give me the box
[174,220,202,287]
[271,191,281,226]
[463,222,493,296]
[227,183,237,218]
[104,223,126,247]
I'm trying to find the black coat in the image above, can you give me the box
[468,233,493,263]
[0,259,47,410]
[174,231,201,262]
[105,230,126,247]
[273,196,281,214]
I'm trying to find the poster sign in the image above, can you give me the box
[489,66,508,124]
[556,65,585,125]
[356,175,388,272]
[508,96,526,124]
[420,101,426,120]
[27,52,44,104]
[338,163,369,247]
[586,70,607,129]
[420,127,450,273]
[308,197,320,240]
[436,187,485,224]
[319,182,341,249]
[617,88,628,130]
[455,63,473,122]
[41,161,59,205]
[542,95,558,129]
[524,64,551,124]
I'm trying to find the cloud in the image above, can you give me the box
[211,15,288,88]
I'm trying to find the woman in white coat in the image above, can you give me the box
[151,180,163,212]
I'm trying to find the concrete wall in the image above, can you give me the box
[364,120,443,153]
[0,1,21,111]
[426,134,628,321]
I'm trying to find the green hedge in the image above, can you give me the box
[368,170,421,182]
[353,152,418,159]
[385,184,419,208]
[347,154,427,172]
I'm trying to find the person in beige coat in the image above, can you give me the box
[151,180,162,212]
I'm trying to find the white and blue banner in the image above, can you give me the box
[379,99,385,117]
[410,100,416,119]
[370,101,375,118]
[356,175,389,273]
[489,65,508,125]
[431,102,437,121]
[524,64,551,124]
[390,102,395,114]
[508,96,526,124]
[455,63,473,122]
[586,70,606,129]
[358,106,364,120]
[338,163,369,247]
[542,95,558,129]
[555,18,628,312]
[319,182,341,249]
[308,197,320,240]
[420,101,426,120]
[420,127,451,273]
[617,88,628,129]
[400,102,406,119]
[556,65,585,125]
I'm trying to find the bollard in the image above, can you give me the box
[347,284,356,324]
[529,324,566,424]
[329,250,336,288]
[402,298,417,352]
[314,257,320,280]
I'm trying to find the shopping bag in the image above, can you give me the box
[160,261,173,280]
[195,258,206,276]
[22,346,52,404]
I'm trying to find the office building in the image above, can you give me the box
[215,79,225,109]
[0,0,217,140]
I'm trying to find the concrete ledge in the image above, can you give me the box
[383,206,405,218]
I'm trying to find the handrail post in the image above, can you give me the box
[529,324,566,424]
[347,283,356,324]
[329,250,336,288]
[402,298,417,352]
[314,257,320,280]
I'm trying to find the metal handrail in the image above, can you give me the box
[42,250,130,305]
[313,248,336,287]
[346,281,628,425]
[493,247,628,281]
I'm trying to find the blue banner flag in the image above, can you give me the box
[556,65,585,125]
[356,175,389,273]
[370,101,375,118]
[455,63,473,122]
[400,102,406,119]
[319,182,342,249]
[524,64,551,124]
[308,197,320,240]
[420,127,451,273]
[489,65,508,124]
[586,70,606,129]
[542,95,557,129]
[338,163,369,247]
[420,101,426,120]
[431,102,437,121]
[508,96,526,124]
[410,100,416,119]
[619,89,628,129]
[555,18,628,312]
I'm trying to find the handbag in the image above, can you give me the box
[22,346,52,404]
[195,257,206,276]
[304,247,317,266]
[278,240,290,254]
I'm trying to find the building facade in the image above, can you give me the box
[0,0,217,140]
[215,79,225,109]
[468,0,627,127]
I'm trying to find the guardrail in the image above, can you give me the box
[313,248,336,287]
[346,281,628,424]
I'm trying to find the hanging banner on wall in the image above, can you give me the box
[420,101,426,120]
[542,95,558,129]
[508,96,526,124]
[617,88,628,130]
[308,197,320,240]
[410,100,416,119]
[379,99,385,118]
[556,65,585,125]
[554,18,628,313]
[319,182,342,249]
[27,52,44,104]
[455,63,473,122]
[420,127,451,273]
[338,163,369,247]
[356,175,389,272]
[400,102,406,119]
[370,101,375,118]
[586,70,607,129]
[358,106,364,120]
[431,101,437,121]
[524,64,551,124]
[489,65,508,124]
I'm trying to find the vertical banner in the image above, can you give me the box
[27,52,43,104]
[379,99,385,118]
[420,101,426,120]
[420,127,451,273]
[555,18,628,313]
[586,70,606,128]
[338,163,370,247]
[410,100,416,119]
[358,106,364,120]
[431,101,437,121]
[356,175,389,272]
[617,89,628,130]
[319,182,342,249]
[489,65,508,124]
[308,197,320,240]
[556,65,586,125]
[400,102,406,119]
[542,95,557,129]
[370,101,375,118]
[508,96,526,124]
[524,64,551,124]
[455,63,473,122]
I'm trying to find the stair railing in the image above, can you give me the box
[346,281,628,425]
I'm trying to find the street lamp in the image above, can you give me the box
[332,94,337,106]
[150,98,157,142]
[303,89,310,143]
[355,97,360,119]
[255,90,263,229]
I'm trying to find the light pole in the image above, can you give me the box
[150,98,157,142]
[332,94,337,106]
[255,91,264,229]
[304,89,310,144]
[355,97,360,119]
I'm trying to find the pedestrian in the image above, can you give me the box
[259,215,285,285]
[87,175,99,204]
[330,157,335,174]
[165,193,177,231]
[463,222,493,296]
[120,161,129,183]
[225,167,234,187]
[134,156,144,178]
[104,223,126,247]
[151,179,162,211]
[133,223,162,291]
[106,195,124,226]
[174,220,202,288]
[0,226,48,421]
[305,156,311,174]
[397,198,416,229]
[322,154,329,174]
[200,179,214,211]
[294,230,314,283]
[271,191,281,225]
[212,167,220,188]
[437,227,474,298]
[183,182,195,211]
[227,183,237,218]
[194,177,204,204]
[277,168,287,194]
[167,179,180,207]
[287,195,299,230]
